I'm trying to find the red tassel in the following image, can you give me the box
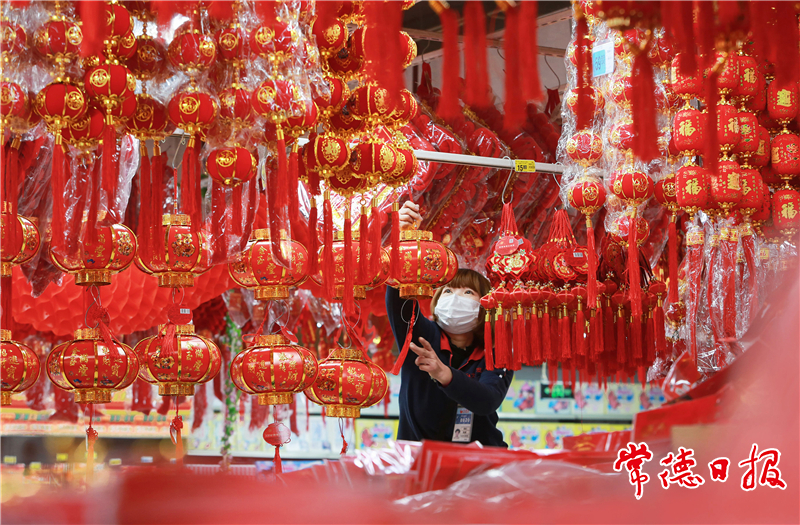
[307,163,320,197]
[288,144,299,232]
[541,303,552,362]
[576,303,587,357]
[495,307,507,368]
[343,210,355,316]
[370,201,381,279]
[668,215,678,304]
[4,140,20,251]
[660,0,695,74]
[503,5,525,130]
[271,131,289,267]
[309,201,319,279]
[85,405,98,484]
[86,148,99,248]
[211,183,227,263]
[586,220,598,310]
[721,223,738,340]
[137,146,152,260]
[686,227,705,364]
[463,0,489,109]
[549,306,560,362]
[171,414,184,466]
[627,209,643,322]
[511,308,524,370]
[51,138,66,252]
[574,5,592,130]
[529,306,541,364]
[770,2,800,88]
[520,0,542,103]
[616,307,626,365]
[645,309,656,363]
[390,204,401,280]
[77,2,104,57]
[706,226,722,347]
[603,299,615,358]
[180,141,195,225]
[323,196,334,300]
[243,177,257,243]
[273,444,282,474]
[560,307,571,360]
[524,308,534,365]
[364,1,403,109]
[437,7,460,120]
[232,184,243,237]
[589,311,601,359]
[742,226,758,323]
[654,299,666,358]
[631,46,660,162]
[483,311,494,370]
[152,148,165,255]
[631,313,643,361]
[705,94,720,178]
[102,120,117,219]
[390,306,415,375]
[359,206,369,285]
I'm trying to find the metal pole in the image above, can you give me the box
[412,149,564,174]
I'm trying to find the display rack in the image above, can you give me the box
[412,150,564,173]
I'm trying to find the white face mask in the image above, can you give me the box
[434,293,481,335]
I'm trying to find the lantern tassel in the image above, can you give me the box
[232,184,243,237]
[102,120,117,219]
[630,45,660,162]
[343,207,355,317]
[370,198,381,279]
[560,306,571,360]
[323,193,335,300]
[511,308,524,370]
[521,0,542,102]
[586,218,598,312]
[483,310,494,370]
[503,5,525,130]
[722,222,738,340]
[589,310,601,359]
[742,225,758,323]
[359,206,369,285]
[273,444,282,474]
[309,199,319,279]
[51,135,66,252]
[627,208,643,360]
[437,6,460,120]
[616,306,626,365]
[211,183,227,263]
[654,298,666,358]
[390,305,415,376]
[686,225,705,364]
[463,0,489,109]
[603,296,615,358]
[271,129,290,267]
[86,148,100,248]
[171,397,183,466]
[137,144,152,260]
[541,303,552,362]
[645,308,656,363]
[574,4,592,130]
[288,143,300,233]
[180,138,197,228]
[576,302,587,357]
[390,202,401,280]
[153,146,165,255]
[86,404,97,485]
[494,307,508,369]
[5,139,20,251]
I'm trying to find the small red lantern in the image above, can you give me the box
[566,130,603,166]
[47,328,139,403]
[231,334,319,405]
[349,140,398,185]
[307,347,388,418]
[389,229,458,299]
[228,229,309,300]
[34,19,83,65]
[206,147,258,187]
[0,330,41,406]
[565,86,605,116]
[383,143,418,188]
[252,79,303,126]
[734,110,759,161]
[134,324,221,396]
[168,30,217,74]
[715,103,740,154]
[103,2,133,43]
[311,229,389,299]
[136,214,209,287]
[0,20,26,56]
[218,85,253,128]
[34,82,88,133]
[772,188,800,235]
[733,54,758,102]
[167,88,219,135]
[111,31,138,61]
[400,30,417,68]
[737,168,764,216]
[751,125,771,167]
[671,55,702,101]
[386,89,418,129]
[612,169,653,203]
[612,212,650,246]
[63,106,106,150]
[713,51,740,99]
[0,82,28,127]
[349,84,396,127]
[50,222,137,286]
[608,120,634,152]
[673,107,705,155]
[130,35,166,81]
[313,76,349,121]
[84,63,137,122]
[304,132,350,177]
[251,18,298,66]
[312,18,347,58]
[767,81,798,128]
[126,94,173,140]
[711,160,743,213]
[609,75,633,107]
[568,177,606,216]
[284,100,318,141]
[654,173,678,212]
[327,50,363,82]
[216,26,248,66]
[1,213,40,277]
[676,163,709,217]
[771,133,800,177]
[328,104,366,136]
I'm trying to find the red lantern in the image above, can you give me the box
[0,20,26,56]
[311,229,389,299]
[383,143,418,188]
[167,88,218,135]
[612,213,650,246]
[0,330,41,406]
[609,75,633,107]
[734,110,759,161]
[386,89,418,129]
[389,229,458,299]
[737,168,764,216]
[328,104,366,136]
[0,82,28,127]
[50,222,137,286]
[715,103,740,154]
[126,94,173,140]
[217,85,253,128]
[673,107,705,155]
[767,81,798,127]
[216,26,248,66]
[111,31,138,61]
[608,120,635,152]
[328,50,363,81]
[34,82,88,133]
[771,133,800,177]
[1,213,40,277]
[349,84,396,127]
[47,328,139,403]
[129,35,166,81]
[136,214,210,287]
[134,324,221,396]
[104,2,133,43]
[252,79,303,126]
[654,173,679,212]
[751,125,771,167]
[304,132,350,177]
[307,347,388,418]
[284,100,318,141]
[349,140,398,185]
[251,18,298,66]
[713,51,739,99]
[313,76,349,121]
[168,31,217,74]
[612,169,653,203]
[671,55,702,101]
[312,18,347,58]
[400,30,417,68]
[34,19,82,64]
[231,334,319,405]
[676,163,709,216]
[772,188,800,235]
[733,54,758,102]
[63,106,105,150]
[566,130,603,166]
[206,147,258,187]
[228,229,309,300]
[568,177,606,215]
[84,63,137,121]
[711,160,743,213]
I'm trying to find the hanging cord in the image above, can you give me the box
[339,417,348,455]
[170,394,184,466]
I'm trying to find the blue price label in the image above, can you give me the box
[593,49,606,76]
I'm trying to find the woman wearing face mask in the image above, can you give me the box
[385,201,513,447]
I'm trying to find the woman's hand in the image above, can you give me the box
[398,201,422,231]
[410,337,453,386]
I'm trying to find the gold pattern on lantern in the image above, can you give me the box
[257,85,276,105]
[220,33,238,50]
[136,103,153,122]
[199,39,215,57]
[180,96,200,115]
[776,89,793,107]
[90,69,111,88]
[66,25,82,46]
[379,146,394,171]
[66,91,85,111]
[781,202,797,219]
[1,85,15,105]
[324,24,342,44]
[679,120,696,136]
[322,139,341,163]
[216,149,236,168]
[582,184,599,202]
[742,68,756,84]
[632,176,649,194]
[726,172,740,190]
[255,27,274,46]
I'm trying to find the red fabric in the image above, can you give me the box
[463,1,489,109]
[503,6,525,130]
[437,8,460,120]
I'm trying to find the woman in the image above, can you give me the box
[385,201,513,447]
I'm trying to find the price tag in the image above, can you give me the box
[514,159,536,173]
[56,453,68,462]
[592,39,615,77]
[3,456,16,464]
[495,235,521,256]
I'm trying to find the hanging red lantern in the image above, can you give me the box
[382,142,418,188]
[389,229,458,299]
[733,54,758,102]
[252,78,303,127]
[1,82,28,127]
[135,214,210,288]
[0,214,40,277]
[129,35,167,81]
[771,133,800,177]
[34,18,83,65]
[304,132,350,177]
[251,17,298,66]
[216,25,248,65]
[63,106,106,150]
[609,74,633,107]
[231,334,319,405]
[715,103,740,154]
[670,55,702,102]
[772,188,800,235]
[50,222,137,286]
[349,139,398,185]
[566,130,603,166]
[734,110,759,160]
[711,159,743,214]
[228,229,309,300]
[206,147,258,187]
[283,100,318,142]
[386,90,418,129]
[327,50,363,82]
[168,30,217,74]
[328,105,366,137]
[609,120,635,152]
[737,168,764,216]
[308,347,388,418]
[673,107,705,155]
[313,76,349,121]
[312,18,347,58]
[0,20,26,56]
[565,86,605,116]
[349,83,396,127]
[111,31,138,61]
[751,125,771,167]
[84,63,137,121]
[167,88,218,135]
[612,169,653,203]
[126,94,173,140]
[47,328,139,403]
[767,81,798,129]
[134,324,221,396]
[713,51,740,100]
[611,213,650,246]
[654,173,678,212]
[0,330,41,406]
[400,30,417,68]
[34,82,88,130]
[218,85,254,128]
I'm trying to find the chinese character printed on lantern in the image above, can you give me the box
[777,89,793,107]
[686,178,701,195]
[659,447,706,489]
[738,444,787,491]
[781,202,797,220]
[708,457,731,482]
[614,442,654,500]
[679,120,696,136]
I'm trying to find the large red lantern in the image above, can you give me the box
[206,147,258,187]
[715,103,740,154]
[168,30,217,75]
[136,214,209,288]
[1,330,41,406]
[129,35,166,81]
[252,79,303,126]
[608,120,635,152]
[349,140,398,185]
[389,229,458,299]
[167,88,218,136]
[771,133,800,177]
[767,81,798,129]
[134,324,221,396]
[34,82,87,133]
[611,212,650,246]
[738,168,764,216]
[47,328,139,403]
[231,334,318,405]
[711,160,743,214]
[349,84,396,127]
[34,19,83,67]
[84,63,137,123]
[228,229,309,300]
[0,213,40,277]
[312,18,347,58]
[307,347,388,418]
[50,222,137,286]
[218,85,254,128]
[569,177,606,216]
